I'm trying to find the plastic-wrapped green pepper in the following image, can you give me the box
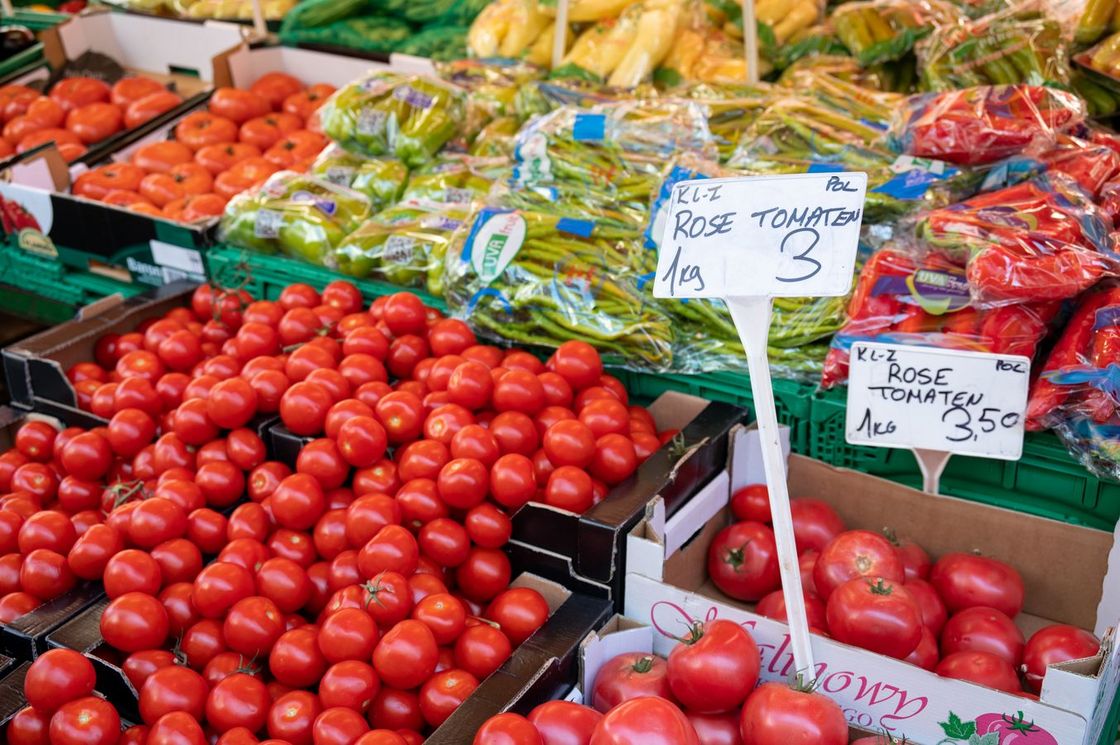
[217,171,371,266]
[402,155,509,205]
[319,72,466,167]
[311,146,409,212]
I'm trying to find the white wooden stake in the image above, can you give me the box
[250,0,267,40]
[913,448,951,494]
[1,0,14,18]
[741,0,758,83]
[552,0,568,71]
[726,295,816,677]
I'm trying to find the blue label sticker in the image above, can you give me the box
[556,217,595,238]
[806,161,845,173]
[872,169,942,200]
[572,113,606,143]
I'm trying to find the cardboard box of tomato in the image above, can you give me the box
[623,427,1120,745]
[44,572,613,743]
[0,41,432,290]
[269,390,748,605]
[0,405,109,662]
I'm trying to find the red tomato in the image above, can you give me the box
[755,589,828,631]
[147,711,206,745]
[453,623,511,680]
[140,664,208,724]
[489,453,536,510]
[224,596,285,658]
[893,535,931,581]
[484,587,549,647]
[930,553,1025,618]
[825,577,923,659]
[123,649,176,691]
[7,706,50,745]
[586,649,672,712]
[318,660,378,712]
[588,697,698,745]
[1023,624,1100,692]
[313,706,371,745]
[707,521,780,602]
[738,683,847,745]
[372,619,438,690]
[418,669,478,727]
[905,625,940,671]
[207,673,271,734]
[940,606,1025,666]
[210,88,271,124]
[267,690,322,744]
[813,530,905,599]
[789,498,845,554]
[50,77,111,112]
[49,697,119,745]
[319,607,379,662]
[529,701,603,745]
[101,591,169,652]
[550,341,603,390]
[20,548,75,599]
[667,619,757,714]
[270,627,327,688]
[474,713,544,745]
[455,548,511,603]
[935,650,1021,693]
[193,561,256,619]
[102,548,162,597]
[23,649,95,712]
[903,578,947,636]
[685,711,741,745]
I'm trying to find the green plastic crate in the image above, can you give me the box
[611,370,814,455]
[206,245,446,310]
[810,388,1120,531]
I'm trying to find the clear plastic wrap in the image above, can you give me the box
[832,0,957,66]
[914,172,1120,306]
[887,84,1087,166]
[333,201,472,296]
[310,145,409,212]
[217,171,372,265]
[319,72,466,167]
[680,83,772,163]
[401,155,510,205]
[977,135,1120,197]
[442,207,674,369]
[821,247,1060,388]
[510,100,715,226]
[1024,282,1120,478]
[916,3,1069,91]
[729,95,980,223]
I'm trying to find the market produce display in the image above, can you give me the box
[73,73,333,222]
[98,0,295,21]
[0,75,184,163]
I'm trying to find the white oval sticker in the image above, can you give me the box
[471,212,526,283]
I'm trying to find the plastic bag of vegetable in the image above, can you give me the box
[913,172,1120,307]
[311,145,409,212]
[887,84,1086,166]
[218,171,372,265]
[402,155,509,205]
[334,201,471,295]
[821,246,1060,388]
[319,72,466,167]
[467,0,550,58]
[442,207,674,368]
[916,3,1069,91]
[832,0,957,66]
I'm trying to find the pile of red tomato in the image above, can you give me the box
[0,76,184,164]
[707,485,1101,696]
[72,72,332,223]
[474,617,854,745]
[0,279,667,745]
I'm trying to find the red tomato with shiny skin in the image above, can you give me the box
[529,701,603,745]
[589,697,699,745]
[930,553,1025,619]
[206,672,271,734]
[270,627,328,688]
[813,530,905,600]
[904,578,948,636]
[825,577,923,659]
[373,619,438,690]
[140,663,208,724]
[707,521,780,602]
[755,589,828,631]
[473,713,544,745]
[147,711,207,745]
[940,606,1025,666]
[686,711,742,745]
[49,697,120,745]
[935,650,1021,693]
[738,683,847,745]
[418,668,478,727]
[905,626,940,671]
[731,484,770,523]
[1023,624,1100,692]
[484,587,549,647]
[667,619,758,714]
[591,654,667,712]
[789,498,845,554]
[24,649,95,712]
[6,706,50,745]
[267,689,322,745]
[101,591,169,652]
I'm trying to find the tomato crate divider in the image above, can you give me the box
[206,244,447,311]
[610,368,814,455]
[810,386,1120,531]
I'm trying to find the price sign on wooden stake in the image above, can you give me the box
[654,172,866,679]
[846,342,1029,492]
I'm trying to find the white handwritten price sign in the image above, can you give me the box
[653,172,867,681]
[846,342,1029,492]
[653,172,867,300]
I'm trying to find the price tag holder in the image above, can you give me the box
[654,172,867,679]
[846,342,1030,493]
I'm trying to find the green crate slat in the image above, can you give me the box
[810,388,1120,531]
[612,369,814,455]
[206,245,446,311]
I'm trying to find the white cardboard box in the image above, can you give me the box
[624,428,1120,745]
